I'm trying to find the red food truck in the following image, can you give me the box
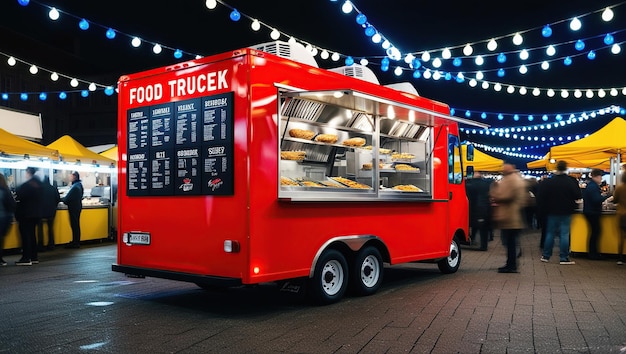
[113,42,483,304]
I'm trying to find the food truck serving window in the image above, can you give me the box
[277,89,435,202]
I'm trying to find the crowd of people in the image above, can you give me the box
[466,160,626,273]
[0,168,83,266]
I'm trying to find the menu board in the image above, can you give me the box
[126,92,234,196]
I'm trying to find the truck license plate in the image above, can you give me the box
[127,232,150,245]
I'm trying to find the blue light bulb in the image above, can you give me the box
[59,92,67,100]
[497,53,506,63]
[452,58,461,67]
[450,108,455,115]
[106,28,116,39]
[498,114,504,120]
[344,56,354,66]
[81,90,89,97]
[364,25,375,37]
[465,110,471,118]
[104,86,115,96]
[481,112,487,119]
[174,49,183,59]
[356,13,367,25]
[1,93,8,100]
[79,19,89,30]
[541,25,552,37]
[411,58,421,69]
[587,51,596,60]
[230,9,241,21]
[455,73,464,83]
[20,93,28,101]
[575,40,585,51]
[528,115,534,121]
[39,92,47,101]
[542,115,548,121]
[444,72,451,80]
[513,114,519,121]
[17,0,29,6]
[412,70,421,79]
[556,114,562,121]
[381,57,389,67]
[497,68,505,77]
[564,56,572,66]
[604,34,614,45]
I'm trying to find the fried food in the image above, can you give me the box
[314,134,338,144]
[342,137,366,147]
[331,177,371,189]
[280,176,299,186]
[280,151,306,161]
[362,162,384,170]
[392,184,422,192]
[289,129,316,140]
[391,152,415,160]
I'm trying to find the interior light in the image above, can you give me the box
[70,78,79,87]
[131,37,142,47]
[205,0,217,9]
[569,17,581,31]
[7,57,16,66]
[602,7,614,22]
[386,105,395,119]
[152,44,162,54]
[250,19,260,31]
[341,1,353,13]
[487,39,497,51]
[29,65,38,74]
[270,28,280,40]
[512,33,523,45]
[462,44,473,56]
[48,7,60,20]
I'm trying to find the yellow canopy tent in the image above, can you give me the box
[99,146,118,162]
[0,128,59,159]
[527,117,626,170]
[47,135,115,166]
[461,144,504,173]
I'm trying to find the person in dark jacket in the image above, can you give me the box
[38,176,61,250]
[0,173,16,266]
[465,171,493,251]
[15,167,43,265]
[63,171,83,249]
[582,168,610,260]
[539,160,582,265]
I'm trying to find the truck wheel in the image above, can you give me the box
[308,249,348,305]
[438,238,461,274]
[350,246,383,296]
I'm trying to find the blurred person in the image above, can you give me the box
[15,167,43,265]
[524,178,538,229]
[583,168,610,260]
[39,176,61,250]
[539,161,581,265]
[612,173,626,265]
[0,173,16,266]
[536,174,549,249]
[62,171,83,249]
[465,170,493,251]
[490,163,526,273]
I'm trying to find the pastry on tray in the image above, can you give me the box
[280,176,299,186]
[331,176,371,189]
[392,184,423,192]
[280,151,306,161]
[394,164,419,171]
[314,134,338,144]
[342,137,366,147]
[288,129,316,140]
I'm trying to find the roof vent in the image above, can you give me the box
[384,82,419,96]
[250,41,318,68]
[328,65,379,84]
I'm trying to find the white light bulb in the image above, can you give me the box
[519,65,528,74]
[541,61,549,70]
[586,89,594,98]
[432,58,442,68]
[48,7,60,20]
[570,17,581,31]
[433,71,441,80]
[561,90,569,98]
[611,44,621,54]
[610,88,618,96]
[381,40,390,50]
[404,53,415,64]
[507,85,515,94]
[532,88,540,96]
[494,83,502,91]
[88,83,97,91]
[195,55,203,59]
[519,87,527,95]
[320,50,329,59]
[598,89,606,98]
[481,82,489,90]
[463,44,473,56]
[70,78,79,87]
[423,69,431,79]
[50,72,59,81]
[29,65,38,74]
[476,71,484,80]
[251,20,260,31]
[469,79,477,87]
[331,52,340,61]
[360,58,368,66]
[475,56,484,65]
[7,56,16,66]
[519,49,529,60]
[131,37,142,47]
[512,33,523,45]
[441,48,451,59]
[270,29,280,40]
[602,7,614,22]
[371,33,382,43]
[152,44,162,54]
[574,89,582,98]
[310,48,318,56]
[205,0,217,9]
[341,1,353,13]
[546,45,556,56]
[421,51,430,62]
[394,66,403,76]
[487,38,497,51]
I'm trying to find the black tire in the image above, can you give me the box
[308,249,348,305]
[437,238,461,274]
[350,246,383,296]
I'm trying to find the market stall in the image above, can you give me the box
[461,143,504,174]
